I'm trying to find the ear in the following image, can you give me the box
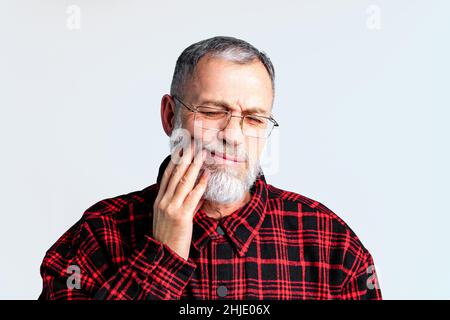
[160,94,177,137]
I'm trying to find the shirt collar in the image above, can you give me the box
[156,154,268,257]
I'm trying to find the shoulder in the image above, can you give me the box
[41,184,159,269]
[75,184,158,245]
[81,184,158,221]
[265,183,372,258]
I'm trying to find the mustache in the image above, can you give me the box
[199,142,248,161]
[170,135,248,161]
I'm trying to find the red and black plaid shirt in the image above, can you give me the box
[39,155,382,300]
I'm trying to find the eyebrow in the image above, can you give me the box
[197,99,270,116]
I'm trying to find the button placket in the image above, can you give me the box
[211,227,232,299]
[216,225,225,236]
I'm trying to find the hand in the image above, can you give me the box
[152,142,210,261]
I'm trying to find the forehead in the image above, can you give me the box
[185,55,274,114]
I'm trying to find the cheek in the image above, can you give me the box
[181,113,195,131]
[182,115,211,145]
[240,140,263,173]
[192,127,217,146]
[245,138,265,161]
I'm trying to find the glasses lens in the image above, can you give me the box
[194,110,276,138]
[194,107,229,131]
[243,116,274,138]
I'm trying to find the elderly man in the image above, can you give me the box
[39,36,381,300]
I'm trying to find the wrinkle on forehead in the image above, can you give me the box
[184,56,273,114]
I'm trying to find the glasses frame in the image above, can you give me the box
[172,95,279,138]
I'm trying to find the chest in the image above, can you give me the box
[181,233,344,300]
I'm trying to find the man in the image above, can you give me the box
[39,36,382,300]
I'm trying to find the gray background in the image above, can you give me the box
[0,0,449,299]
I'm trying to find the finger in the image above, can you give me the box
[184,169,210,216]
[172,149,207,204]
[194,198,205,214]
[162,140,197,201]
[155,144,183,205]
[152,208,158,236]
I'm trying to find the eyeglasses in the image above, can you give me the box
[172,95,279,139]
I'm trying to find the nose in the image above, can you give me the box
[217,115,245,148]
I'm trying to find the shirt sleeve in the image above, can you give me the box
[38,217,197,300]
[341,252,382,300]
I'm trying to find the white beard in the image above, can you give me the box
[170,115,262,204]
[200,155,261,204]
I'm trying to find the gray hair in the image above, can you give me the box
[170,36,275,108]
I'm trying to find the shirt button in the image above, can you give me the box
[216,225,225,236]
[217,285,228,297]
